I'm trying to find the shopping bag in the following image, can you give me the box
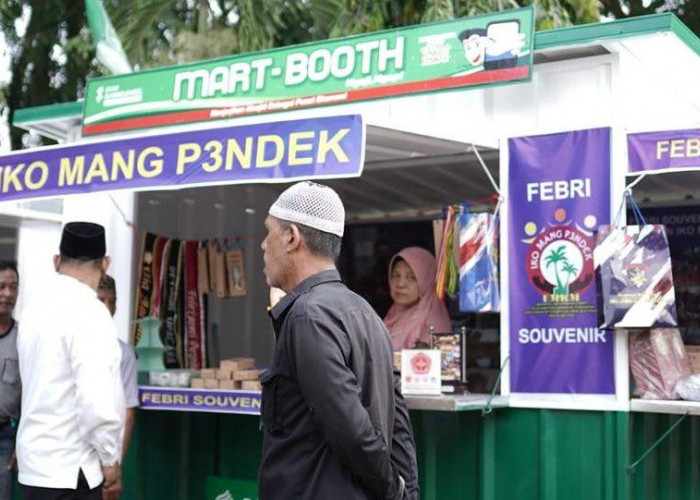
[458,203,500,312]
[595,223,677,328]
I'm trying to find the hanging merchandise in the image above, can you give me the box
[214,240,229,298]
[149,236,168,318]
[207,239,219,294]
[160,239,185,368]
[133,232,157,346]
[435,205,459,301]
[458,200,501,312]
[183,241,206,369]
[595,191,678,329]
[629,328,691,400]
[225,240,247,297]
[197,241,210,294]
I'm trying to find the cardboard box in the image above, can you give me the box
[190,378,205,388]
[218,380,241,390]
[220,358,255,372]
[216,370,233,380]
[684,346,700,373]
[200,369,217,379]
[204,378,219,389]
[242,380,262,391]
[233,369,265,381]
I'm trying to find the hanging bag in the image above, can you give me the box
[595,191,677,329]
[457,200,501,312]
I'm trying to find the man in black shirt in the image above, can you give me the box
[259,181,418,499]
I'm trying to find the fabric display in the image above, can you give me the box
[160,239,184,369]
[184,241,206,369]
[457,201,500,313]
[629,328,691,399]
[595,193,678,329]
[434,205,459,301]
[134,231,249,369]
[133,233,157,346]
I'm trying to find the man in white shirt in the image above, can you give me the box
[97,274,139,461]
[17,222,125,500]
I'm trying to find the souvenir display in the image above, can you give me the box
[595,224,677,329]
[629,328,691,399]
[458,203,500,313]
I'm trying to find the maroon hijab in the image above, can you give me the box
[383,247,452,350]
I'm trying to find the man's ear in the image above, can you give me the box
[285,224,302,252]
[101,256,111,274]
[53,255,60,272]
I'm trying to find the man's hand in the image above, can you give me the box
[6,451,16,472]
[102,465,122,499]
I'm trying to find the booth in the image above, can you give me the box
[5,10,700,499]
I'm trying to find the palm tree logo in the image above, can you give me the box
[544,245,576,295]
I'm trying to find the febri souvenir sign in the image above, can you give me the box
[0,114,364,203]
[628,128,700,174]
[139,386,261,415]
[508,129,615,394]
[401,349,442,395]
[82,8,534,136]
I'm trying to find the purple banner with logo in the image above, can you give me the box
[0,114,364,202]
[628,128,700,174]
[508,128,614,393]
[139,386,261,415]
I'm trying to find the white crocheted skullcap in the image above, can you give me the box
[269,181,345,237]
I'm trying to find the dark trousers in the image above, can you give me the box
[21,471,101,500]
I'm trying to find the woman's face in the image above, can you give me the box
[389,259,420,307]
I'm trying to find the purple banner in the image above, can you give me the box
[628,129,700,174]
[139,386,261,415]
[508,128,614,394]
[0,114,364,202]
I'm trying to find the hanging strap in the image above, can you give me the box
[613,189,647,228]
[626,190,647,226]
[485,197,502,247]
[472,144,500,196]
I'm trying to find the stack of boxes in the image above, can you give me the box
[190,357,264,391]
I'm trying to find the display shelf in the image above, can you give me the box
[405,394,509,412]
[138,386,261,415]
[630,399,700,416]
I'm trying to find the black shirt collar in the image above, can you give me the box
[270,269,341,321]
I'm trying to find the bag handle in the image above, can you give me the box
[613,189,646,228]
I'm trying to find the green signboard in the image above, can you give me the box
[206,476,258,500]
[83,8,533,136]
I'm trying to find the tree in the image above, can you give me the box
[600,0,700,37]
[544,245,569,295]
[1,0,97,149]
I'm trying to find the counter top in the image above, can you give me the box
[405,393,509,412]
[630,399,700,416]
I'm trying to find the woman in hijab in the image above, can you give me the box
[384,246,452,350]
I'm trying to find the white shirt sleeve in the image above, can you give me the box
[68,312,125,467]
[119,341,139,409]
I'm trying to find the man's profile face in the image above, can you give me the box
[261,215,290,291]
[97,288,116,317]
[0,269,18,316]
